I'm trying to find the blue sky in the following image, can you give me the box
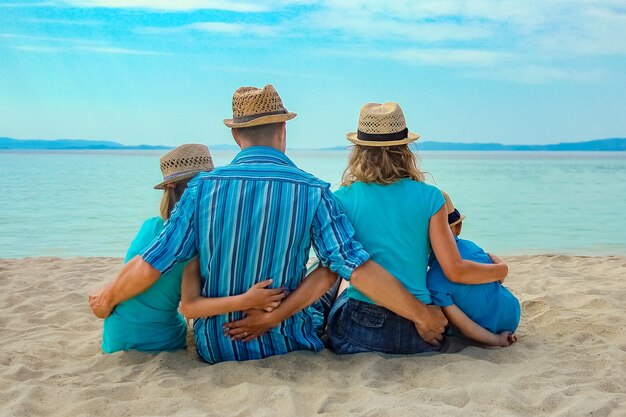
[0,0,625,148]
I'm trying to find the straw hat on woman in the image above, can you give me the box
[326,102,508,355]
[101,144,214,354]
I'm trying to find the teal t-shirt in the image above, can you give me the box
[334,179,445,305]
[102,217,187,353]
[427,237,521,333]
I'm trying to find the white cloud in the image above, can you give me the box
[0,2,54,7]
[57,0,311,12]
[0,33,102,45]
[9,45,60,53]
[475,65,608,84]
[389,48,509,66]
[76,46,165,55]
[180,22,279,37]
[25,17,102,26]
[0,34,164,55]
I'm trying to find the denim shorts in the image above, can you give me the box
[326,291,442,355]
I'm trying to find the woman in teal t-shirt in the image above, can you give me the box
[102,144,215,353]
[326,103,509,355]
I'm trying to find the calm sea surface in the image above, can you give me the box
[1,150,624,258]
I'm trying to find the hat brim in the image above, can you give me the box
[449,214,466,227]
[346,131,420,147]
[223,112,297,128]
[154,171,202,190]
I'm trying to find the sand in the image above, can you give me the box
[1,256,625,417]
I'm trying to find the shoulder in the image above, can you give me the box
[412,181,441,196]
[140,216,164,232]
[457,238,482,252]
[195,164,330,189]
[334,182,361,197]
[457,238,491,263]
[135,216,164,238]
[288,167,331,189]
[396,179,441,196]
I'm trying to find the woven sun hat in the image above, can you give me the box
[154,144,214,190]
[223,84,297,128]
[441,190,466,227]
[346,102,420,147]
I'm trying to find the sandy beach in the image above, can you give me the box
[1,256,625,417]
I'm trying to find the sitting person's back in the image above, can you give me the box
[102,144,215,353]
[427,191,520,346]
[103,217,187,353]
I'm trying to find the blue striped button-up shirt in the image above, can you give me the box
[141,146,370,363]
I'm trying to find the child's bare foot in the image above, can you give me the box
[497,331,517,347]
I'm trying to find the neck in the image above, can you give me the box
[239,142,284,152]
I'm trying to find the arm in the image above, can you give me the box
[429,206,508,284]
[312,189,448,345]
[350,260,448,346]
[180,258,285,319]
[223,265,338,341]
[89,256,160,318]
[443,304,517,347]
[89,183,200,318]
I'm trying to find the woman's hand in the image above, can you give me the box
[223,309,279,342]
[243,279,286,311]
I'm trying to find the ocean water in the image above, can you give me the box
[0,150,624,258]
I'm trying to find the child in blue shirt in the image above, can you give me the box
[427,191,520,347]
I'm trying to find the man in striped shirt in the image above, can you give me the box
[89,85,447,363]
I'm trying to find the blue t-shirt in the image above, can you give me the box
[334,179,445,304]
[102,217,187,353]
[427,237,520,333]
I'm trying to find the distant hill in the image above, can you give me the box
[1,137,625,151]
[413,138,626,151]
[319,138,626,152]
[0,137,171,150]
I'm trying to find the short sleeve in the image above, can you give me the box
[124,217,163,263]
[141,181,200,275]
[311,188,370,280]
[428,186,446,218]
[426,260,454,307]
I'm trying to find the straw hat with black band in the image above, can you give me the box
[441,190,466,227]
[154,144,214,190]
[347,102,420,147]
[224,84,297,129]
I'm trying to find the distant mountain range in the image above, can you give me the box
[325,138,626,152]
[1,137,625,151]
[0,137,170,150]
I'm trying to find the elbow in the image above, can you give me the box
[179,301,197,320]
[442,261,466,284]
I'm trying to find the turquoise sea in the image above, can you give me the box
[1,150,624,258]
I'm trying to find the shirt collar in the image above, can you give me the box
[231,146,296,167]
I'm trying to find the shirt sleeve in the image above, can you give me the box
[311,188,370,280]
[429,186,446,218]
[426,260,454,307]
[141,182,199,275]
[124,217,161,263]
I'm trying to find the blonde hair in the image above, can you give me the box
[159,180,189,220]
[341,144,425,186]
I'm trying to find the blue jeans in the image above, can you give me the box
[326,291,442,355]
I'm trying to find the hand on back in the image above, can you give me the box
[244,279,286,311]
